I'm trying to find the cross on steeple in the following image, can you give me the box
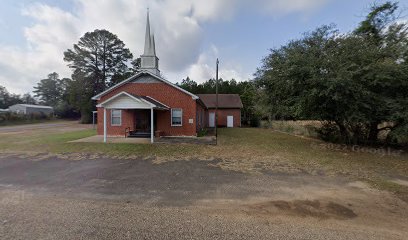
[141,9,160,76]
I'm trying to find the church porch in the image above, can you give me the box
[96,92,169,143]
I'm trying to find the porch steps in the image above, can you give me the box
[128,131,150,138]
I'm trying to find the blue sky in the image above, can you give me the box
[0,0,406,94]
[203,0,385,74]
[0,1,74,45]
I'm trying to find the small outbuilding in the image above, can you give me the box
[197,94,243,128]
[8,104,53,115]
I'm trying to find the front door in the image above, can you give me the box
[209,112,215,127]
[135,110,151,133]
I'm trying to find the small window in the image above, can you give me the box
[171,109,182,126]
[111,109,122,126]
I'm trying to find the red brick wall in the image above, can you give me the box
[196,103,206,131]
[97,82,197,136]
[97,109,134,136]
[207,108,241,127]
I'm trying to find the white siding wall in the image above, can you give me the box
[9,105,26,114]
[103,95,151,109]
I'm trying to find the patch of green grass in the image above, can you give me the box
[0,129,95,152]
[263,120,320,137]
[371,178,406,192]
[218,128,408,200]
[221,128,404,177]
[368,178,408,203]
[42,129,96,143]
[0,128,202,158]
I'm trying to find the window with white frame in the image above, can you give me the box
[171,109,182,126]
[111,109,122,126]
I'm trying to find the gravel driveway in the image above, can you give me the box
[0,153,407,239]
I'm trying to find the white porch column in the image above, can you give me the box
[151,107,154,143]
[103,108,107,143]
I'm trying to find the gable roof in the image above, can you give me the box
[197,94,243,109]
[140,95,170,109]
[96,91,169,110]
[91,70,198,100]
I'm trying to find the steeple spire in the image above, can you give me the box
[143,9,153,55]
[140,9,160,76]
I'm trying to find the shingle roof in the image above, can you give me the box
[197,94,243,109]
[139,95,169,110]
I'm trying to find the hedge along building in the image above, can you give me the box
[92,11,242,143]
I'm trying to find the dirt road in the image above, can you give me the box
[0,153,407,239]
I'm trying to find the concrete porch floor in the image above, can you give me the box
[70,135,216,145]
[155,136,216,145]
[69,135,150,144]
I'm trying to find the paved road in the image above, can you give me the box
[0,121,91,133]
[0,154,407,239]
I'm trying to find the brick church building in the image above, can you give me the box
[92,12,242,143]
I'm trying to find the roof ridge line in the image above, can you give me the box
[92,71,198,100]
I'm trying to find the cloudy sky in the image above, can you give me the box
[0,0,405,94]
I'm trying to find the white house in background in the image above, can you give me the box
[8,104,53,115]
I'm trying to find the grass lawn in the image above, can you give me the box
[0,127,407,201]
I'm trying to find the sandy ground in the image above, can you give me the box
[0,153,407,239]
[0,122,407,239]
[0,191,405,240]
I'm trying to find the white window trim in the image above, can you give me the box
[171,108,183,127]
[111,109,122,126]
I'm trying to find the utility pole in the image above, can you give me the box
[215,58,219,145]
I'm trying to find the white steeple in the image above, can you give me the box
[141,9,160,76]
[151,34,156,55]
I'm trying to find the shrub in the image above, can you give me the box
[0,112,52,126]
[316,122,343,143]
[197,128,208,137]
[386,126,408,146]
[304,124,318,138]
[260,120,270,129]
[250,116,261,127]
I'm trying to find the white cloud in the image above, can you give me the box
[0,0,329,94]
[180,45,250,83]
[0,3,80,94]
[255,0,329,15]
[22,4,80,50]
